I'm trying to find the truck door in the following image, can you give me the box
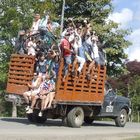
[101,89,117,116]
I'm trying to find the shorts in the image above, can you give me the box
[24,89,40,96]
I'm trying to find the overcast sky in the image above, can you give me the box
[109,0,140,61]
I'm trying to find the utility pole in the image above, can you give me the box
[60,0,65,35]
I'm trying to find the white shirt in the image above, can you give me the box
[27,41,36,56]
[31,19,41,34]
[93,42,99,58]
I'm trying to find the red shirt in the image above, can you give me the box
[60,38,71,57]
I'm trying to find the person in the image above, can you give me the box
[14,30,26,54]
[30,13,41,35]
[86,34,100,80]
[60,33,73,82]
[71,28,86,77]
[38,73,55,117]
[23,74,43,112]
[27,37,36,56]
[35,52,48,78]
[27,72,55,116]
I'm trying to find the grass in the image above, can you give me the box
[127,136,140,140]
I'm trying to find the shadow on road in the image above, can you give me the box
[0,118,115,127]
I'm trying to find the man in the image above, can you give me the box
[30,13,41,35]
[60,33,73,82]
[86,34,99,80]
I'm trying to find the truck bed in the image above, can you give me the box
[6,54,106,105]
[55,59,106,105]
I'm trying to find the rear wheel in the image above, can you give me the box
[27,110,47,124]
[84,117,94,124]
[27,113,36,123]
[67,107,84,128]
[115,109,128,127]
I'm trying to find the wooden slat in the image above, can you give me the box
[10,63,33,67]
[8,79,29,85]
[9,71,33,76]
[10,58,34,63]
[8,75,32,80]
[9,66,33,71]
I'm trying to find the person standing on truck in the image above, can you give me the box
[35,52,48,79]
[30,13,41,35]
[60,33,73,82]
[86,33,100,80]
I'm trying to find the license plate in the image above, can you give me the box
[106,105,114,112]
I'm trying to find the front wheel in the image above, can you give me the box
[67,107,84,128]
[115,109,128,127]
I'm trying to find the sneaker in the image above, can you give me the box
[86,73,91,80]
[26,108,33,114]
[71,71,75,78]
[25,106,30,111]
[38,111,42,117]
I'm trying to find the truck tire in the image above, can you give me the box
[67,107,84,128]
[35,116,47,124]
[27,111,47,124]
[115,109,127,127]
[27,114,36,123]
[84,117,94,124]
[33,110,47,124]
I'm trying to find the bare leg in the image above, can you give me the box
[48,92,55,108]
[41,95,47,110]
[44,94,50,109]
[23,92,30,104]
[31,95,39,109]
[72,57,78,77]
[87,61,95,74]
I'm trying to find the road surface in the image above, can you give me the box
[0,118,140,140]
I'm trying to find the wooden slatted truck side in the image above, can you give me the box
[5,54,131,127]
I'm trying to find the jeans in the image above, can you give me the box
[64,55,72,77]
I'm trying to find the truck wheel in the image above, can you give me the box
[27,114,36,123]
[35,116,47,124]
[67,107,84,128]
[115,109,128,127]
[84,117,94,124]
[33,110,47,124]
[27,111,47,124]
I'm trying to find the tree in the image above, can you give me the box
[108,61,140,115]
[56,0,131,76]
[0,0,132,116]
[0,0,58,117]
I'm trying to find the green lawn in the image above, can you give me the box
[127,136,140,140]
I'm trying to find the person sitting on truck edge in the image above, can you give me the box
[26,72,55,115]
[86,33,100,80]
[38,73,55,117]
[71,27,86,77]
[60,32,74,83]
[23,74,43,111]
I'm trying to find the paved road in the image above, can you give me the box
[0,118,140,140]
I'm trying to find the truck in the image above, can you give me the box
[5,50,131,128]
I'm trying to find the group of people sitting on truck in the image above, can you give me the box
[14,12,106,116]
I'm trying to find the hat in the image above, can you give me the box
[19,30,25,36]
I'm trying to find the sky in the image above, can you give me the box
[109,0,140,61]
